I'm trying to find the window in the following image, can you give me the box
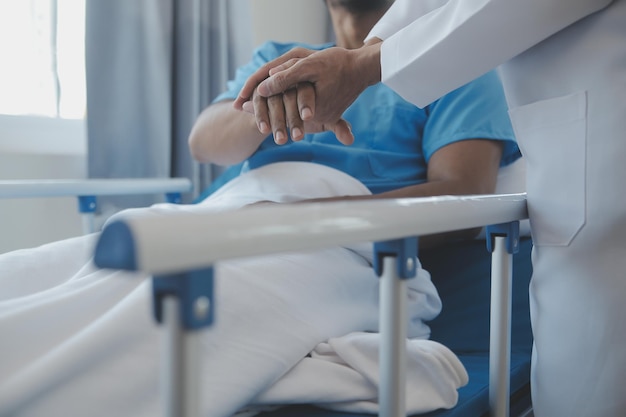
[0,0,86,119]
[0,0,86,154]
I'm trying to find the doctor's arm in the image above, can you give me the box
[378,0,615,107]
[235,0,613,140]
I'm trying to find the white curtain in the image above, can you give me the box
[85,0,253,217]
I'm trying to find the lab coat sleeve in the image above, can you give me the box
[371,0,614,107]
[365,0,448,42]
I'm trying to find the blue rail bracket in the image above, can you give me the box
[166,192,183,204]
[152,267,215,330]
[373,237,419,279]
[486,221,520,255]
[77,195,97,213]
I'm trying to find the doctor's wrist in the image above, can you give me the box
[355,42,382,87]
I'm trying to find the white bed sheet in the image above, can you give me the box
[0,162,467,417]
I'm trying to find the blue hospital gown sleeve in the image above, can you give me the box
[422,70,519,166]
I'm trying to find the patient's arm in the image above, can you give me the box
[188,100,266,165]
[300,139,502,201]
[383,138,502,199]
[190,84,347,165]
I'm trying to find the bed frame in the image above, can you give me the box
[93,192,531,417]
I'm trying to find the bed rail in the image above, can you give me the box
[94,192,529,417]
[0,178,192,233]
[0,178,192,198]
[95,193,527,274]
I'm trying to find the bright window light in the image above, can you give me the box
[0,0,86,120]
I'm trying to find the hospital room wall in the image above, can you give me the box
[250,0,329,46]
[0,116,86,255]
[0,0,329,255]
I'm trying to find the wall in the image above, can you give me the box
[0,116,86,254]
[250,0,329,46]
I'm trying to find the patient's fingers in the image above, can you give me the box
[283,88,304,141]
[267,94,288,145]
[297,83,315,121]
[241,100,254,114]
[246,82,347,146]
[252,90,271,135]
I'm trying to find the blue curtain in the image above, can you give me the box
[85,0,252,218]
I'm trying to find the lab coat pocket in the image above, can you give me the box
[508,91,587,246]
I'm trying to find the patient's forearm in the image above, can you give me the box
[393,188,486,245]
[188,101,267,165]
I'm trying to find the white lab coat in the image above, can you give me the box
[368,1,626,416]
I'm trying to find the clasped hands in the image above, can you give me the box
[233,42,383,146]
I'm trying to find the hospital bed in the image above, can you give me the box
[93,191,533,417]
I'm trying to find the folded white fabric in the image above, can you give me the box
[251,332,468,414]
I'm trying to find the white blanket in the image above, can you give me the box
[0,162,467,417]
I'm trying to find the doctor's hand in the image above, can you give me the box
[234,42,383,145]
[243,82,354,145]
[234,46,317,111]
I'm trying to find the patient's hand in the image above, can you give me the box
[243,83,354,146]
[235,46,364,146]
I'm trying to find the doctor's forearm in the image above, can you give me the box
[377,0,613,107]
[365,0,448,43]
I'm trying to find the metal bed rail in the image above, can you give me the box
[0,178,192,233]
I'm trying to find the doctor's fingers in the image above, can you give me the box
[255,48,339,98]
[329,119,354,146]
[268,57,300,76]
[234,47,316,110]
